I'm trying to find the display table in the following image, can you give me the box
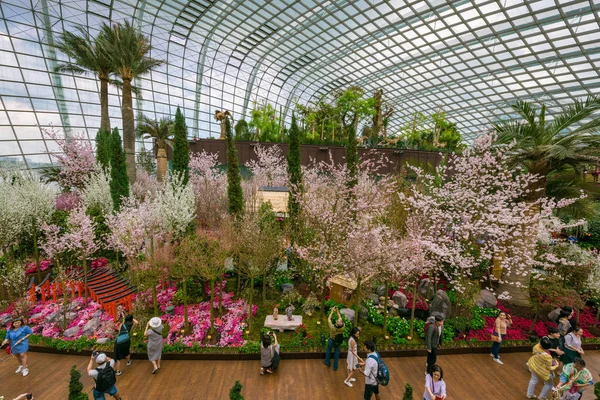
[263,315,303,332]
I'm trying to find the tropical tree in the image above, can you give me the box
[101,20,163,184]
[136,115,173,182]
[55,26,114,131]
[287,114,302,245]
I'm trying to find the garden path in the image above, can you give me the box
[1,350,599,399]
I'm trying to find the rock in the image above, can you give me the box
[387,300,395,307]
[379,296,385,302]
[391,291,408,308]
[367,293,380,305]
[68,302,79,311]
[96,338,110,344]
[388,307,399,317]
[281,283,294,294]
[82,317,101,337]
[29,312,43,321]
[45,312,58,324]
[360,306,368,321]
[417,278,435,300]
[93,310,103,318]
[393,304,399,309]
[340,308,355,323]
[0,314,12,326]
[547,307,562,322]
[475,289,498,308]
[63,327,81,338]
[376,285,386,297]
[429,290,451,318]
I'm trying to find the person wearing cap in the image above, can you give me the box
[88,353,121,400]
[144,317,164,374]
[323,306,345,371]
[1,317,33,377]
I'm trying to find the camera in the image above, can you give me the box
[92,350,99,358]
[356,363,361,369]
[26,394,33,400]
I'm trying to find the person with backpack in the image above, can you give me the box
[323,306,345,371]
[87,352,122,400]
[114,314,137,376]
[424,364,447,400]
[426,315,444,374]
[360,340,385,400]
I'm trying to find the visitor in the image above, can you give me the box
[490,311,512,365]
[424,364,447,400]
[533,327,564,360]
[116,304,126,322]
[526,337,559,400]
[12,394,33,400]
[593,167,600,183]
[114,314,137,375]
[260,331,280,375]
[344,327,364,387]
[426,315,444,373]
[144,317,163,374]
[557,306,576,336]
[323,306,345,371]
[361,340,380,400]
[87,353,121,400]
[561,327,584,365]
[555,357,594,399]
[1,317,33,377]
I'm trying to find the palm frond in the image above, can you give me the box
[511,100,539,127]
[548,95,600,136]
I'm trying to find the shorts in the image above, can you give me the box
[93,385,118,400]
[364,384,379,399]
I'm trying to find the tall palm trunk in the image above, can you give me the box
[121,77,136,184]
[156,147,168,182]
[99,76,110,131]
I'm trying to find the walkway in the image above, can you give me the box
[1,351,599,399]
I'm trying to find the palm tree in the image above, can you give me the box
[55,26,114,131]
[100,20,163,184]
[493,96,600,305]
[136,115,173,182]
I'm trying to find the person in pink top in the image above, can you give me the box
[491,311,512,365]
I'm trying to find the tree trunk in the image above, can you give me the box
[218,277,223,314]
[152,283,158,316]
[236,271,241,297]
[354,277,362,327]
[121,77,136,184]
[409,283,417,338]
[156,147,167,182]
[262,271,267,305]
[183,279,188,333]
[33,228,41,282]
[210,279,215,335]
[83,258,88,305]
[382,282,389,334]
[99,77,110,131]
[248,276,254,333]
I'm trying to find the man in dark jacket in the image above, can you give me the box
[426,315,444,373]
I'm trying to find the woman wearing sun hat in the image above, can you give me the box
[144,317,164,374]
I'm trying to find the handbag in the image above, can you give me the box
[269,345,281,370]
[5,344,11,355]
[431,375,444,400]
[116,324,130,344]
[491,334,501,343]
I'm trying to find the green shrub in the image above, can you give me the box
[68,365,88,400]
[402,383,414,400]
[240,340,260,354]
[229,380,244,400]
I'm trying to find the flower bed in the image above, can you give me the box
[25,259,52,275]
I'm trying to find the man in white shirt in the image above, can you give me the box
[361,341,381,400]
[87,353,122,400]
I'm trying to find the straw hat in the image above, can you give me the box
[149,317,162,328]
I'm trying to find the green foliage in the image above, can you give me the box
[95,128,111,170]
[594,381,600,399]
[249,103,281,142]
[137,148,156,175]
[280,289,304,307]
[268,269,294,291]
[240,340,261,354]
[229,380,244,400]
[234,119,250,141]
[387,317,410,343]
[172,279,205,305]
[109,127,129,210]
[69,365,89,400]
[225,116,244,217]
[346,122,358,186]
[172,107,190,184]
[287,113,302,242]
[402,383,414,400]
[324,299,344,312]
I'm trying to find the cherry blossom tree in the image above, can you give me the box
[65,207,99,304]
[189,151,227,228]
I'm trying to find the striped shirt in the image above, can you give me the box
[527,351,558,381]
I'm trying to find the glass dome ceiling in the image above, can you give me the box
[1,0,599,169]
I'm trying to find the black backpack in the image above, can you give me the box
[95,364,117,392]
[333,333,344,346]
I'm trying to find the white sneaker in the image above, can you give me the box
[349,378,356,382]
[22,368,29,377]
[490,353,494,357]
[344,380,353,387]
[15,366,23,374]
[493,358,504,365]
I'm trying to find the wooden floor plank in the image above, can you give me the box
[1,350,598,399]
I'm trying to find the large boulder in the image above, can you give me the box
[81,317,101,337]
[429,290,451,318]
[367,293,380,305]
[340,308,355,323]
[360,306,368,321]
[418,278,435,300]
[392,291,408,308]
[96,337,110,344]
[376,285,386,297]
[281,283,294,294]
[45,312,58,324]
[0,314,12,327]
[475,289,498,308]
[548,307,562,322]
[63,327,81,338]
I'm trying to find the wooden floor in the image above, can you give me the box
[1,351,599,399]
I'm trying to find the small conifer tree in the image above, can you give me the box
[172,106,190,184]
[229,380,244,400]
[345,121,358,188]
[402,383,414,400]
[68,365,89,400]
[95,128,111,170]
[109,127,129,210]
[225,115,244,217]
